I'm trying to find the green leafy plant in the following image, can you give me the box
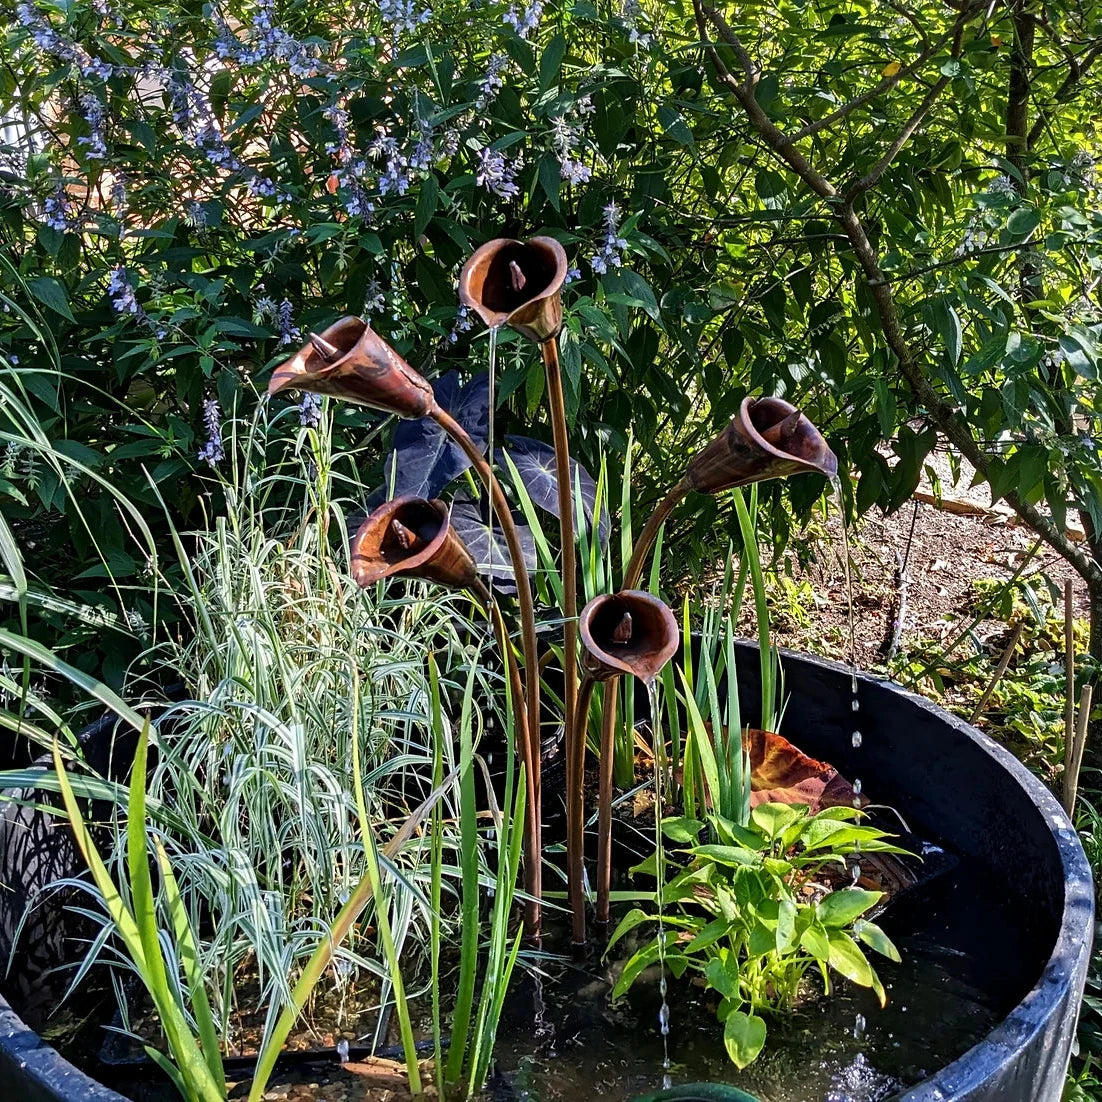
[606,803,905,1069]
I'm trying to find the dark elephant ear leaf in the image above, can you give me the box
[367,371,489,502]
[498,434,610,545]
[450,497,536,592]
[743,728,864,812]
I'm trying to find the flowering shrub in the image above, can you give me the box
[4,0,1102,671]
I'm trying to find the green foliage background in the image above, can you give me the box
[2,0,1101,677]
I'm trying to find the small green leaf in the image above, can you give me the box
[662,815,704,843]
[827,930,875,988]
[704,952,739,1000]
[415,174,438,236]
[28,276,75,321]
[1007,207,1040,237]
[723,1011,767,1069]
[750,802,803,841]
[855,919,901,962]
[693,844,760,868]
[539,32,566,91]
[817,888,882,928]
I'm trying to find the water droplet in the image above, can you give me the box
[851,730,863,748]
[658,1002,670,1035]
[853,1013,866,1039]
[659,975,667,997]
[854,778,862,794]
[336,1039,350,1064]
[852,698,860,712]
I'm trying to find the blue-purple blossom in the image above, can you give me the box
[364,280,385,314]
[216,0,321,78]
[197,398,225,466]
[476,54,508,108]
[440,128,461,159]
[168,76,241,172]
[277,299,300,346]
[448,303,473,344]
[298,392,322,428]
[324,103,354,165]
[378,0,432,36]
[503,0,542,38]
[17,2,115,78]
[108,266,144,316]
[370,132,412,196]
[591,201,628,274]
[184,201,207,228]
[622,0,654,49]
[43,185,75,233]
[565,266,582,284]
[77,92,107,160]
[408,122,435,173]
[476,146,521,200]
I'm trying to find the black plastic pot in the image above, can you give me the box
[0,648,1093,1101]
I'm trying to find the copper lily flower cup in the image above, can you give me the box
[350,496,477,591]
[685,396,838,495]
[579,590,680,685]
[459,236,568,344]
[268,316,435,420]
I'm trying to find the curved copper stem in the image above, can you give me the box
[470,576,541,933]
[623,477,691,590]
[543,339,582,945]
[595,682,618,930]
[570,672,598,949]
[431,405,543,933]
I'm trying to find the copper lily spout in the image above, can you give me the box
[579,590,680,684]
[685,396,838,495]
[350,496,477,590]
[268,316,435,420]
[459,236,568,344]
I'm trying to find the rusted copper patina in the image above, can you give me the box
[685,396,838,495]
[268,316,435,420]
[350,496,477,590]
[578,590,680,684]
[459,236,568,344]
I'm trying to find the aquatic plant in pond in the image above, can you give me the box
[606,806,905,1069]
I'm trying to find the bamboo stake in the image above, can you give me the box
[1065,684,1094,817]
[969,621,1026,724]
[1063,580,1076,802]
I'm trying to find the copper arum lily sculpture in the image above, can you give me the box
[268,316,435,420]
[578,591,680,685]
[684,396,839,495]
[459,236,568,344]
[575,591,679,934]
[461,233,581,944]
[624,396,838,589]
[269,317,545,931]
[350,497,477,591]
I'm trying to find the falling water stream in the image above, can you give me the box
[831,477,863,888]
[647,677,673,1089]
[485,325,499,617]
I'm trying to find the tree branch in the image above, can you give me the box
[843,76,952,201]
[692,0,1102,591]
[785,27,957,145]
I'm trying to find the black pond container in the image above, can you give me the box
[0,647,1093,1101]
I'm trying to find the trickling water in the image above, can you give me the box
[486,325,499,618]
[647,677,672,1089]
[831,475,863,884]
